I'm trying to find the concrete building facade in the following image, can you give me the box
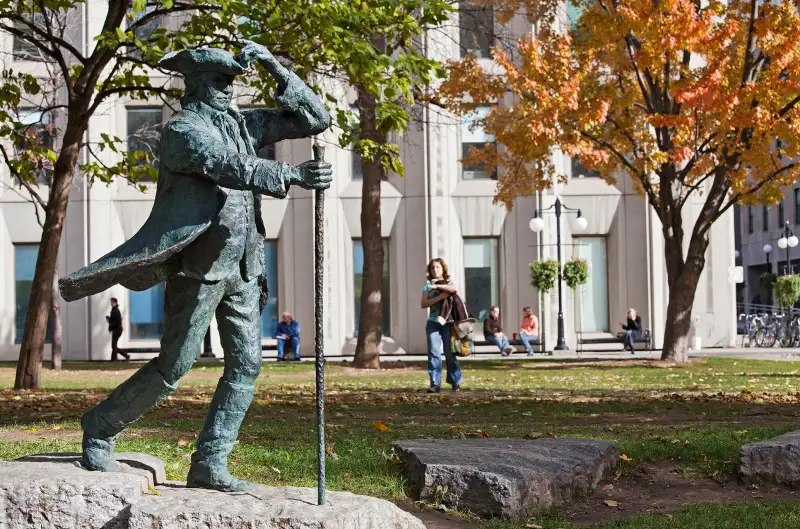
[0,3,738,362]
[735,193,800,307]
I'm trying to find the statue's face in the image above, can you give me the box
[193,72,235,111]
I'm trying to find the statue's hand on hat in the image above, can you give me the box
[239,41,283,74]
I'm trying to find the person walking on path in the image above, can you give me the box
[106,298,129,361]
[519,306,539,356]
[276,312,301,361]
[421,258,463,393]
[484,306,514,357]
[619,308,642,353]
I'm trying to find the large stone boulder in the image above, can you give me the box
[0,454,426,529]
[394,438,619,520]
[740,430,800,487]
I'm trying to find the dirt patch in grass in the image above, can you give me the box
[565,461,799,526]
[0,429,82,442]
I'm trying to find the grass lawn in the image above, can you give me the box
[2,356,800,528]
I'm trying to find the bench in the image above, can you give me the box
[472,338,551,356]
[123,343,279,358]
[576,330,652,355]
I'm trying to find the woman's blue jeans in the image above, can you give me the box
[625,331,635,350]
[426,320,462,388]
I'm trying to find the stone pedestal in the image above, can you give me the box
[394,438,620,520]
[0,454,425,529]
[740,430,800,487]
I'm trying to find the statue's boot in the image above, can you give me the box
[186,379,255,492]
[82,358,178,472]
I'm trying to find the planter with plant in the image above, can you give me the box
[529,259,559,353]
[563,258,590,290]
[774,275,800,309]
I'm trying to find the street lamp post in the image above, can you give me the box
[529,197,588,351]
[777,221,799,275]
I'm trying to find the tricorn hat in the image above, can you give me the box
[158,48,245,77]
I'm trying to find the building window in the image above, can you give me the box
[127,5,162,57]
[129,283,165,340]
[259,143,276,160]
[353,239,390,336]
[779,201,785,227]
[14,244,52,344]
[571,156,601,179]
[748,206,753,234]
[12,11,46,60]
[350,107,364,180]
[464,238,499,331]
[15,109,54,185]
[763,206,769,232]
[260,240,279,338]
[795,190,800,225]
[127,108,162,180]
[461,106,496,180]
[459,3,493,58]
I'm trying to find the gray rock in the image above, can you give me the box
[0,456,426,529]
[128,484,426,529]
[15,451,166,488]
[740,429,800,487]
[394,437,619,520]
[0,460,147,529]
[116,452,167,486]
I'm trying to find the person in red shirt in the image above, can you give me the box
[519,306,539,356]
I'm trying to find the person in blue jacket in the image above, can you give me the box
[276,312,301,361]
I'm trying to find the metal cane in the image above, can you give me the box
[312,143,326,506]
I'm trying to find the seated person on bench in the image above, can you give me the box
[618,308,642,353]
[276,312,301,361]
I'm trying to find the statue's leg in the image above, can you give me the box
[82,275,224,472]
[187,275,261,492]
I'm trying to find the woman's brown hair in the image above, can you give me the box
[426,258,450,282]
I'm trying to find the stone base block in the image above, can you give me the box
[394,437,620,520]
[0,455,425,529]
[740,430,800,487]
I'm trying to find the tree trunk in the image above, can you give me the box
[15,133,81,389]
[660,233,705,363]
[353,91,384,369]
[50,269,63,370]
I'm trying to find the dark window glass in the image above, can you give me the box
[129,283,165,340]
[260,240,279,337]
[464,238,499,333]
[460,4,494,58]
[14,244,52,343]
[353,239,390,336]
[795,190,800,224]
[127,108,162,181]
[461,106,496,180]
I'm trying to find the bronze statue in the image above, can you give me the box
[59,42,332,491]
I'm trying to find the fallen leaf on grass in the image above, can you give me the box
[604,499,620,507]
[525,524,543,529]
[51,425,62,431]
[620,454,632,462]
[449,425,465,430]
[176,439,190,447]
[372,421,391,432]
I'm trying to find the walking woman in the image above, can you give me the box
[421,258,463,393]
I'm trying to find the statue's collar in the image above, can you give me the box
[182,100,238,121]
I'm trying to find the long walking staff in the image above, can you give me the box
[312,143,326,506]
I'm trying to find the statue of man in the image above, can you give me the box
[58,43,331,491]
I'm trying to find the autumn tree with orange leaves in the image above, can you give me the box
[442,0,800,361]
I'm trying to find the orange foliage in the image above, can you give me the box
[442,0,800,211]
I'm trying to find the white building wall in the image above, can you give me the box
[0,7,738,361]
